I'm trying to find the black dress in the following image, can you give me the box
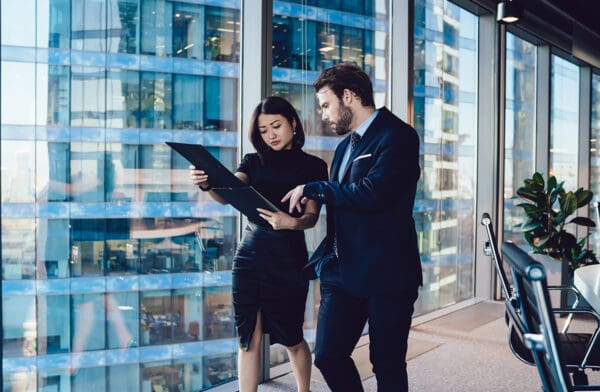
[232,148,328,350]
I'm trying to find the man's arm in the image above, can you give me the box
[285,129,419,212]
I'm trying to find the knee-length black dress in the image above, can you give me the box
[232,148,328,350]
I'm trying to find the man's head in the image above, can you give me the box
[313,64,375,135]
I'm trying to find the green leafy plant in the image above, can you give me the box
[516,172,598,270]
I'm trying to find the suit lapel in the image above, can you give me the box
[331,136,350,181]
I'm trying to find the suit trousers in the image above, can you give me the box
[314,282,418,392]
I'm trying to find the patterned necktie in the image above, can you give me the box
[351,132,361,152]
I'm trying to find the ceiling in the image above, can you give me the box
[544,0,600,38]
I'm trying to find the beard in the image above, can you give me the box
[333,104,353,135]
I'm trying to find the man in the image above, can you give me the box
[283,63,422,391]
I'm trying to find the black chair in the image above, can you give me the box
[503,242,600,390]
[481,213,600,381]
[482,213,585,332]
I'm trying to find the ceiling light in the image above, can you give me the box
[497,0,522,24]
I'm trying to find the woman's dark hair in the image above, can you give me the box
[313,63,375,108]
[249,96,305,157]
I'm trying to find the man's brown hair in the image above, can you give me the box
[313,63,375,108]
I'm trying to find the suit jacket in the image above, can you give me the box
[303,107,422,297]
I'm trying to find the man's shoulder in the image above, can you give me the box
[376,107,418,140]
[376,107,410,127]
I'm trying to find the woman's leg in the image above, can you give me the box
[238,311,263,392]
[286,339,312,392]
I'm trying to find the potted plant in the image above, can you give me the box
[515,172,598,304]
[516,172,598,269]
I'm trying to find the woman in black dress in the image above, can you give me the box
[190,96,328,392]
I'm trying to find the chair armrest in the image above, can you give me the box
[548,286,583,333]
[552,308,600,323]
[548,285,582,301]
[553,308,600,369]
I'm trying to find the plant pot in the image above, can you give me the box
[529,253,572,308]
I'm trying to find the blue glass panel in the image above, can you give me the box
[139,345,172,362]
[139,274,172,290]
[2,281,36,296]
[70,277,106,293]
[106,275,140,292]
[44,48,71,65]
[2,204,36,218]
[1,125,35,140]
[0,46,36,62]
[172,273,204,289]
[36,279,70,295]
[107,53,140,69]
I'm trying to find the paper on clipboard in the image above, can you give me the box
[166,142,281,224]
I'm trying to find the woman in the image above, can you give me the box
[190,96,328,392]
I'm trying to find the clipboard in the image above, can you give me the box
[166,141,245,188]
[166,142,281,224]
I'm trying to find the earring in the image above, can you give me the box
[293,131,297,135]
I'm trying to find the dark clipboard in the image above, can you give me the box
[214,186,280,223]
[166,142,281,224]
[166,141,245,188]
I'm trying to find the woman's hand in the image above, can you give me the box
[256,208,295,230]
[189,165,211,189]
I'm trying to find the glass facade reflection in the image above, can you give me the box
[3,0,240,390]
[550,55,580,190]
[503,33,537,244]
[413,0,478,313]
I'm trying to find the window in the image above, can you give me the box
[503,33,537,244]
[550,55,580,190]
[413,0,478,313]
[589,73,600,254]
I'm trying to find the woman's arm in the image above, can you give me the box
[190,166,249,204]
[257,199,322,230]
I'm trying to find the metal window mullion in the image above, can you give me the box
[536,46,551,175]
[391,0,412,122]
[474,14,498,300]
[578,67,592,238]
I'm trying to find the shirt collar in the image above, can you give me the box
[353,109,379,138]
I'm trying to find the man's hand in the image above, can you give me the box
[256,208,294,230]
[282,185,308,214]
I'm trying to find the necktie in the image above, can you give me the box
[350,132,361,152]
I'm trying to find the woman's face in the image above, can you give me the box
[257,114,295,151]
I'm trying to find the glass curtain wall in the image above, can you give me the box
[550,55,580,191]
[590,73,600,254]
[413,0,478,313]
[269,0,390,367]
[503,33,537,244]
[2,1,240,391]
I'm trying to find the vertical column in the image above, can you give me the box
[536,46,551,175]
[474,14,499,300]
[391,0,413,122]
[578,67,592,235]
[240,0,273,156]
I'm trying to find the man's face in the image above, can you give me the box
[316,87,353,136]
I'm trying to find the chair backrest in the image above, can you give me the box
[481,213,513,300]
[502,241,572,392]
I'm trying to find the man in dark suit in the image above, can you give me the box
[283,63,422,391]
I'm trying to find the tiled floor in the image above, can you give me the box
[260,300,600,391]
